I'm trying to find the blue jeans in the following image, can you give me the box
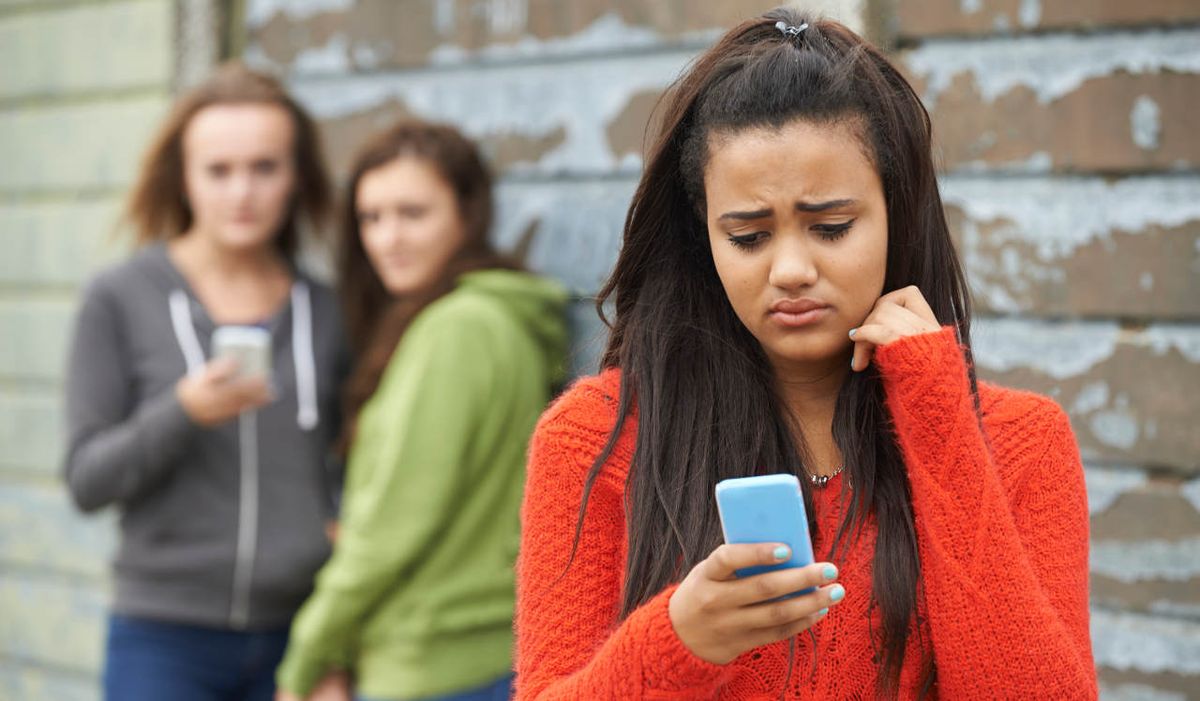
[358,673,514,701]
[104,614,290,701]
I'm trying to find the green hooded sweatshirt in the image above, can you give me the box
[277,270,568,699]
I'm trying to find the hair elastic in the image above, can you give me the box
[775,20,809,38]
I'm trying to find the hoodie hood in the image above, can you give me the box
[457,269,570,387]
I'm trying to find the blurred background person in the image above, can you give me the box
[274,120,568,701]
[61,62,349,701]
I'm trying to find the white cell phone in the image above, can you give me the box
[211,326,271,379]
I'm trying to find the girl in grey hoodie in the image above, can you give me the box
[62,63,349,701]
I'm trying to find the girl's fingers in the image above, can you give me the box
[737,582,845,628]
[726,562,839,607]
[703,542,793,581]
[892,285,938,323]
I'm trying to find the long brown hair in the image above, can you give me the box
[577,9,976,697]
[123,61,331,258]
[337,120,517,452]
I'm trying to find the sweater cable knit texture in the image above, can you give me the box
[515,327,1096,699]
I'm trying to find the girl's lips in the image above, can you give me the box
[769,305,831,328]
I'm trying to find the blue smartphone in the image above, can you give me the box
[715,474,815,594]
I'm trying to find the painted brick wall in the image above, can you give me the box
[2,1,1195,699]
[890,2,1200,697]
[0,1,174,699]
[241,2,1200,699]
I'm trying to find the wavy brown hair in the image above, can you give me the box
[337,120,517,452]
[123,61,331,258]
[575,8,977,697]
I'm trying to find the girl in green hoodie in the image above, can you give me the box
[276,121,568,701]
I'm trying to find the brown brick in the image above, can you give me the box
[917,71,1200,173]
[942,176,1200,319]
[247,0,777,73]
[896,0,1200,38]
[605,89,667,164]
[973,320,1200,474]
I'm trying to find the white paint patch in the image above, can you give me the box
[1182,477,1200,514]
[292,34,351,74]
[1092,537,1200,583]
[245,0,355,29]
[960,0,982,14]
[1131,95,1162,150]
[974,319,1200,378]
[1149,600,1200,619]
[906,29,1200,105]
[972,318,1120,379]
[1142,325,1200,363]
[1098,683,1187,701]
[939,175,1200,263]
[1083,465,1147,515]
[1092,609,1200,674]
[1139,272,1155,291]
[1018,0,1041,28]
[1071,381,1110,414]
[434,0,455,35]
[1089,409,1140,450]
[290,50,695,174]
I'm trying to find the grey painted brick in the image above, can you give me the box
[0,198,126,287]
[0,659,96,701]
[0,95,168,193]
[1093,608,1200,677]
[0,571,107,675]
[0,482,113,578]
[0,389,62,473]
[0,0,172,100]
[494,179,633,295]
[0,299,74,383]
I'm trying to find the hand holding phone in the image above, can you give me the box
[176,327,273,426]
[666,473,846,665]
[212,326,272,379]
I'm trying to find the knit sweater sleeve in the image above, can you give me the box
[874,327,1097,699]
[514,379,732,699]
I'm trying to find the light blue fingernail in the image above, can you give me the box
[830,584,845,602]
[823,565,837,581]
[773,546,790,561]
[848,328,857,338]
[818,608,829,616]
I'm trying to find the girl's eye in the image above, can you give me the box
[728,231,769,249]
[207,163,230,178]
[252,160,279,175]
[813,219,856,241]
[399,205,430,220]
[357,211,379,225]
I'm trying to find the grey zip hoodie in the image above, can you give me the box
[63,244,349,630]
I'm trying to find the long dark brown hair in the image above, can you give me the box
[123,61,331,258]
[577,9,976,697]
[337,120,517,451]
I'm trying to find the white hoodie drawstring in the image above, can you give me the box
[169,290,206,376]
[291,282,319,431]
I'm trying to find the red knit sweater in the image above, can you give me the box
[515,327,1096,699]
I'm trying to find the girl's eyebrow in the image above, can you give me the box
[796,198,855,212]
[718,199,858,223]
[717,208,771,222]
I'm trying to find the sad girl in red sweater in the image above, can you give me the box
[515,8,1096,700]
